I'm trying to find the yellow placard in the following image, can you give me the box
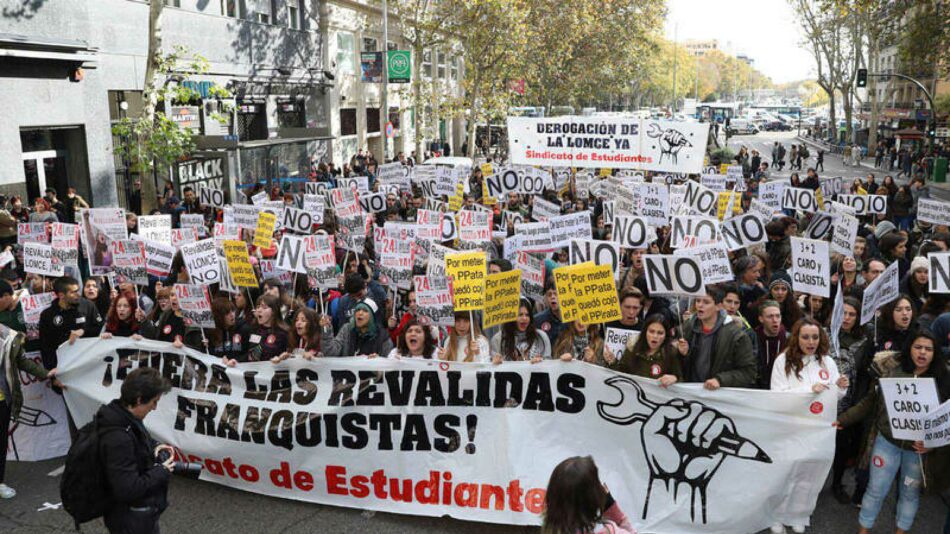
[717,191,744,220]
[445,250,487,311]
[599,168,612,177]
[480,163,497,205]
[571,263,621,324]
[223,240,259,288]
[448,182,465,212]
[816,188,825,209]
[553,262,592,323]
[719,163,729,174]
[253,211,277,249]
[482,269,522,329]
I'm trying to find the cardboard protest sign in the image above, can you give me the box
[180,238,219,285]
[359,192,388,214]
[181,214,206,238]
[413,275,454,327]
[174,284,214,328]
[929,252,950,294]
[570,239,620,280]
[515,251,545,300]
[380,237,414,290]
[802,211,835,240]
[637,183,670,226]
[917,198,950,226]
[643,255,705,297]
[611,216,653,249]
[790,237,829,298]
[782,187,818,213]
[881,378,941,441]
[171,228,198,248]
[199,187,227,208]
[276,234,307,274]
[51,222,80,267]
[552,262,591,323]
[570,263,622,324]
[111,240,147,286]
[720,213,767,251]
[302,194,326,224]
[549,212,591,249]
[507,116,709,173]
[23,243,62,277]
[758,182,784,210]
[701,173,727,192]
[831,213,859,256]
[81,208,128,275]
[304,234,337,289]
[18,223,48,244]
[674,242,733,285]
[670,216,719,249]
[684,180,718,216]
[837,194,887,215]
[716,192,743,220]
[138,238,175,278]
[531,197,561,222]
[861,261,900,325]
[251,191,268,205]
[281,207,315,235]
[338,176,370,194]
[458,210,491,244]
[231,204,260,230]
[445,251,487,311]
[0,250,13,268]
[253,211,278,249]
[22,292,54,340]
[604,328,638,365]
[922,399,950,448]
[223,240,259,288]
[515,222,554,254]
[483,270,522,329]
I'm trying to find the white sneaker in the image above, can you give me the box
[791,526,805,534]
[770,524,785,534]
[0,483,16,499]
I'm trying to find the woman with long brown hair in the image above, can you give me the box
[273,307,325,362]
[553,321,604,364]
[604,314,682,386]
[209,296,251,365]
[541,456,635,534]
[440,311,490,363]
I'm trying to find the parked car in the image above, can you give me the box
[763,120,792,132]
[727,119,759,136]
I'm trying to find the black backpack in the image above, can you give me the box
[60,414,124,528]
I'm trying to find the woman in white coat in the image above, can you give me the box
[770,317,850,534]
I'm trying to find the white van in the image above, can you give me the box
[728,119,759,136]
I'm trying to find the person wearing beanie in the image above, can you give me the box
[757,271,802,331]
[899,256,929,314]
[324,298,393,357]
[873,220,896,242]
[330,273,367,333]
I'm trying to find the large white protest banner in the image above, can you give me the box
[790,237,830,298]
[881,378,941,441]
[507,116,709,173]
[643,255,705,297]
[59,338,836,533]
[5,348,71,462]
[861,261,900,325]
[918,198,950,226]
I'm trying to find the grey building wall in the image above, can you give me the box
[0,0,326,207]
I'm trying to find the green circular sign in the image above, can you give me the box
[388,51,410,81]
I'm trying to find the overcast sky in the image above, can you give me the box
[664,0,815,84]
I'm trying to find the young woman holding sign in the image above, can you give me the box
[490,298,551,363]
[553,321,604,364]
[440,311,490,363]
[605,314,681,386]
[835,331,950,534]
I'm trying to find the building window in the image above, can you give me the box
[287,0,301,30]
[251,0,274,23]
[437,52,446,79]
[367,108,381,133]
[337,32,356,75]
[340,108,357,136]
[421,50,432,78]
[450,56,458,81]
[388,107,400,130]
[387,41,397,51]
[362,37,378,52]
[277,98,305,128]
[165,0,181,7]
[237,102,268,141]
[221,0,244,18]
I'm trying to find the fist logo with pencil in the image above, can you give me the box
[597,376,771,524]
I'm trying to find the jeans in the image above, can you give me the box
[859,435,923,531]
[895,215,914,231]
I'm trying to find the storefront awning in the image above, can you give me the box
[0,33,98,65]
[894,128,924,139]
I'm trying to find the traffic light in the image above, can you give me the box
[857,68,868,88]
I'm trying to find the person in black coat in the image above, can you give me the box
[98,367,173,534]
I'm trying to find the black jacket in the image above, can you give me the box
[97,400,169,533]
[38,297,102,369]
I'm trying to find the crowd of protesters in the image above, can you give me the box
[0,140,947,534]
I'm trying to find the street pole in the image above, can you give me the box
[381,0,390,162]
[868,72,935,150]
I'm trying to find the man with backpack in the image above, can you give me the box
[62,367,174,533]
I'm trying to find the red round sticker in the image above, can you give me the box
[884,341,892,350]
[809,401,824,414]
[232,334,241,344]
[819,369,830,380]
[650,364,662,377]
[266,334,276,345]
[872,455,885,468]
[541,322,551,332]
[163,325,172,335]
[439,362,450,372]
